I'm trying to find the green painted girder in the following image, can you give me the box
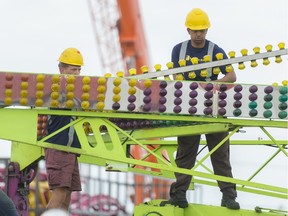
[9,108,285,128]
[100,122,230,142]
[123,140,288,145]
[134,199,287,216]
[0,107,287,201]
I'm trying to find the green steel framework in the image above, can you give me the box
[0,47,287,215]
[0,107,287,215]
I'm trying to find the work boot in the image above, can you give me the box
[221,195,240,210]
[160,190,188,208]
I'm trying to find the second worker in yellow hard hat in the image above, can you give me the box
[45,47,83,211]
[160,8,240,210]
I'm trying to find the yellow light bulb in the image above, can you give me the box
[113,78,122,86]
[228,51,235,58]
[128,79,137,87]
[82,84,90,92]
[188,72,196,79]
[263,58,270,65]
[238,63,245,70]
[140,65,148,74]
[113,86,121,94]
[175,74,184,80]
[215,53,223,60]
[20,90,28,98]
[250,61,258,68]
[278,42,285,50]
[166,62,174,69]
[225,65,233,72]
[97,85,106,93]
[81,101,90,110]
[51,92,59,100]
[82,76,91,84]
[36,82,44,90]
[35,91,44,99]
[129,68,137,76]
[19,98,28,105]
[104,73,112,78]
[253,47,260,54]
[52,75,60,83]
[213,67,221,75]
[128,87,136,95]
[144,79,152,88]
[4,97,12,105]
[275,56,282,63]
[66,84,75,92]
[191,57,199,64]
[35,99,43,107]
[5,89,12,97]
[81,92,90,101]
[272,82,278,86]
[98,77,106,85]
[116,71,124,77]
[36,74,45,82]
[66,92,74,100]
[113,94,121,102]
[96,101,105,111]
[178,59,186,67]
[203,55,211,62]
[97,93,105,102]
[65,100,74,108]
[50,99,59,108]
[240,49,248,56]
[21,82,28,89]
[66,75,75,84]
[51,83,60,92]
[164,76,171,81]
[265,44,272,52]
[200,70,208,77]
[154,64,161,71]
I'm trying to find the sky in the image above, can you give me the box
[0,0,287,212]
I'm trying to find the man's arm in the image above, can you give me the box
[216,70,236,83]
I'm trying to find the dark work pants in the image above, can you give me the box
[173,132,237,198]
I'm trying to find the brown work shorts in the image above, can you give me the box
[45,148,81,191]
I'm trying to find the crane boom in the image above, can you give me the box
[87,0,125,74]
[116,0,150,72]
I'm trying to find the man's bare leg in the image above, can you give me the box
[46,188,69,211]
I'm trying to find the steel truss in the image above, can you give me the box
[0,107,287,215]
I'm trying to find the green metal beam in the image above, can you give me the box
[0,107,286,212]
[134,199,287,216]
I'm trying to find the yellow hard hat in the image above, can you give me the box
[185,8,211,30]
[58,48,84,66]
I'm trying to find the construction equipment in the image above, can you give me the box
[0,43,287,215]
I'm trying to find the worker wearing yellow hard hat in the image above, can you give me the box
[161,8,240,210]
[185,8,211,30]
[58,47,84,67]
[45,47,83,211]
[57,47,83,75]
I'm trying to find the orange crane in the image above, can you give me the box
[87,0,170,205]
[116,0,150,72]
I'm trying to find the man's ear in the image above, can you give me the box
[187,28,190,34]
[59,66,64,74]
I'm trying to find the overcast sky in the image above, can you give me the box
[0,0,287,211]
[0,0,287,83]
